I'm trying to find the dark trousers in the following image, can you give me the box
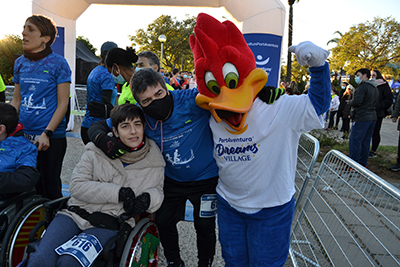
[27,214,117,267]
[0,91,5,102]
[397,132,400,164]
[335,111,341,128]
[328,110,338,128]
[371,117,384,152]
[156,176,218,266]
[342,117,351,134]
[36,137,67,200]
[349,121,376,166]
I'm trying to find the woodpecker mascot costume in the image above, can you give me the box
[189,13,331,266]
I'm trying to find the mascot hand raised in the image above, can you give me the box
[288,41,330,68]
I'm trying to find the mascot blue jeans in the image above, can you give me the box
[217,194,295,267]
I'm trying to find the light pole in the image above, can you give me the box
[158,34,167,68]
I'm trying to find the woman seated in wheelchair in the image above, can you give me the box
[23,103,165,267]
[0,103,40,200]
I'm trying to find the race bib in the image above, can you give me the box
[55,233,103,267]
[24,133,38,143]
[200,194,217,218]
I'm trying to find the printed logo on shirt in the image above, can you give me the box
[22,94,46,111]
[215,136,259,162]
[165,149,195,166]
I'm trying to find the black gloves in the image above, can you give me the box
[257,86,285,104]
[119,188,150,215]
[87,101,113,118]
[132,193,150,215]
[94,133,131,159]
[119,187,136,214]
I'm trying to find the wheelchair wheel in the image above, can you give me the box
[119,218,160,267]
[0,198,49,267]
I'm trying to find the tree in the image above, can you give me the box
[330,17,400,76]
[0,35,23,85]
[76,36,97,55]
[286,0,299,83]
[129,15,196,71]
[327,31,344,85]
[326,31,343,46]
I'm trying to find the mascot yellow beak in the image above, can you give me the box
[196,68,268,132]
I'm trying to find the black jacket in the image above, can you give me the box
[350,80,378,122]
[374,80,393,118]
[339,93,352,118]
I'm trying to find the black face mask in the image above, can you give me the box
[142,92,174,121]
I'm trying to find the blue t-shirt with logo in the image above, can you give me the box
[144,88,218,182]
[82,65,116,128]
[13,53,71,137]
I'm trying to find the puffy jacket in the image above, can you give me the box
[0,123,39,196]
[350,80,378,122]
[59,139,165,229]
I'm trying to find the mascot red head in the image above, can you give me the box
[190,13,269,134]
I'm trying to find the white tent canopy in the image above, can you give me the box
[31,0,286,130]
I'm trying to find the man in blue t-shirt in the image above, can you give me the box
[88,69,218,267]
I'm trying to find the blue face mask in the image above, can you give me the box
[355,76,362,84]
[183,74,188,79]
[111,65,126,84]
[135,67,143,72]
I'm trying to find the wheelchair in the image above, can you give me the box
[1,196,160,267]
[0,190,49,267]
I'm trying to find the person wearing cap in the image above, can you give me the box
[80,41,118,144]
[0,75,5,102]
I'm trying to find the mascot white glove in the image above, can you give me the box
[288,41,330,68]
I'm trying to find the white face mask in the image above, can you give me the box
[111,65,126,84]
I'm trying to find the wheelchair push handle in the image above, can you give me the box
[119,212,136,222]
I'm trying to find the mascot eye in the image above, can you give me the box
[204,71,221,95]
[222,63,239,89]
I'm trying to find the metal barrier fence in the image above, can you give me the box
[294,133,320,214]
[289,149,400,267]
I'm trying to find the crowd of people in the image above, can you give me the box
[281,70,400,170]
[1,12,400,267]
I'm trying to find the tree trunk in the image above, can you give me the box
[286,4,294,83]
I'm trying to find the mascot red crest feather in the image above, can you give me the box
[190,13,269,133]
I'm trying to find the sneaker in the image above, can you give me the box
[369,151,377,158]
[389,163,400,172]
